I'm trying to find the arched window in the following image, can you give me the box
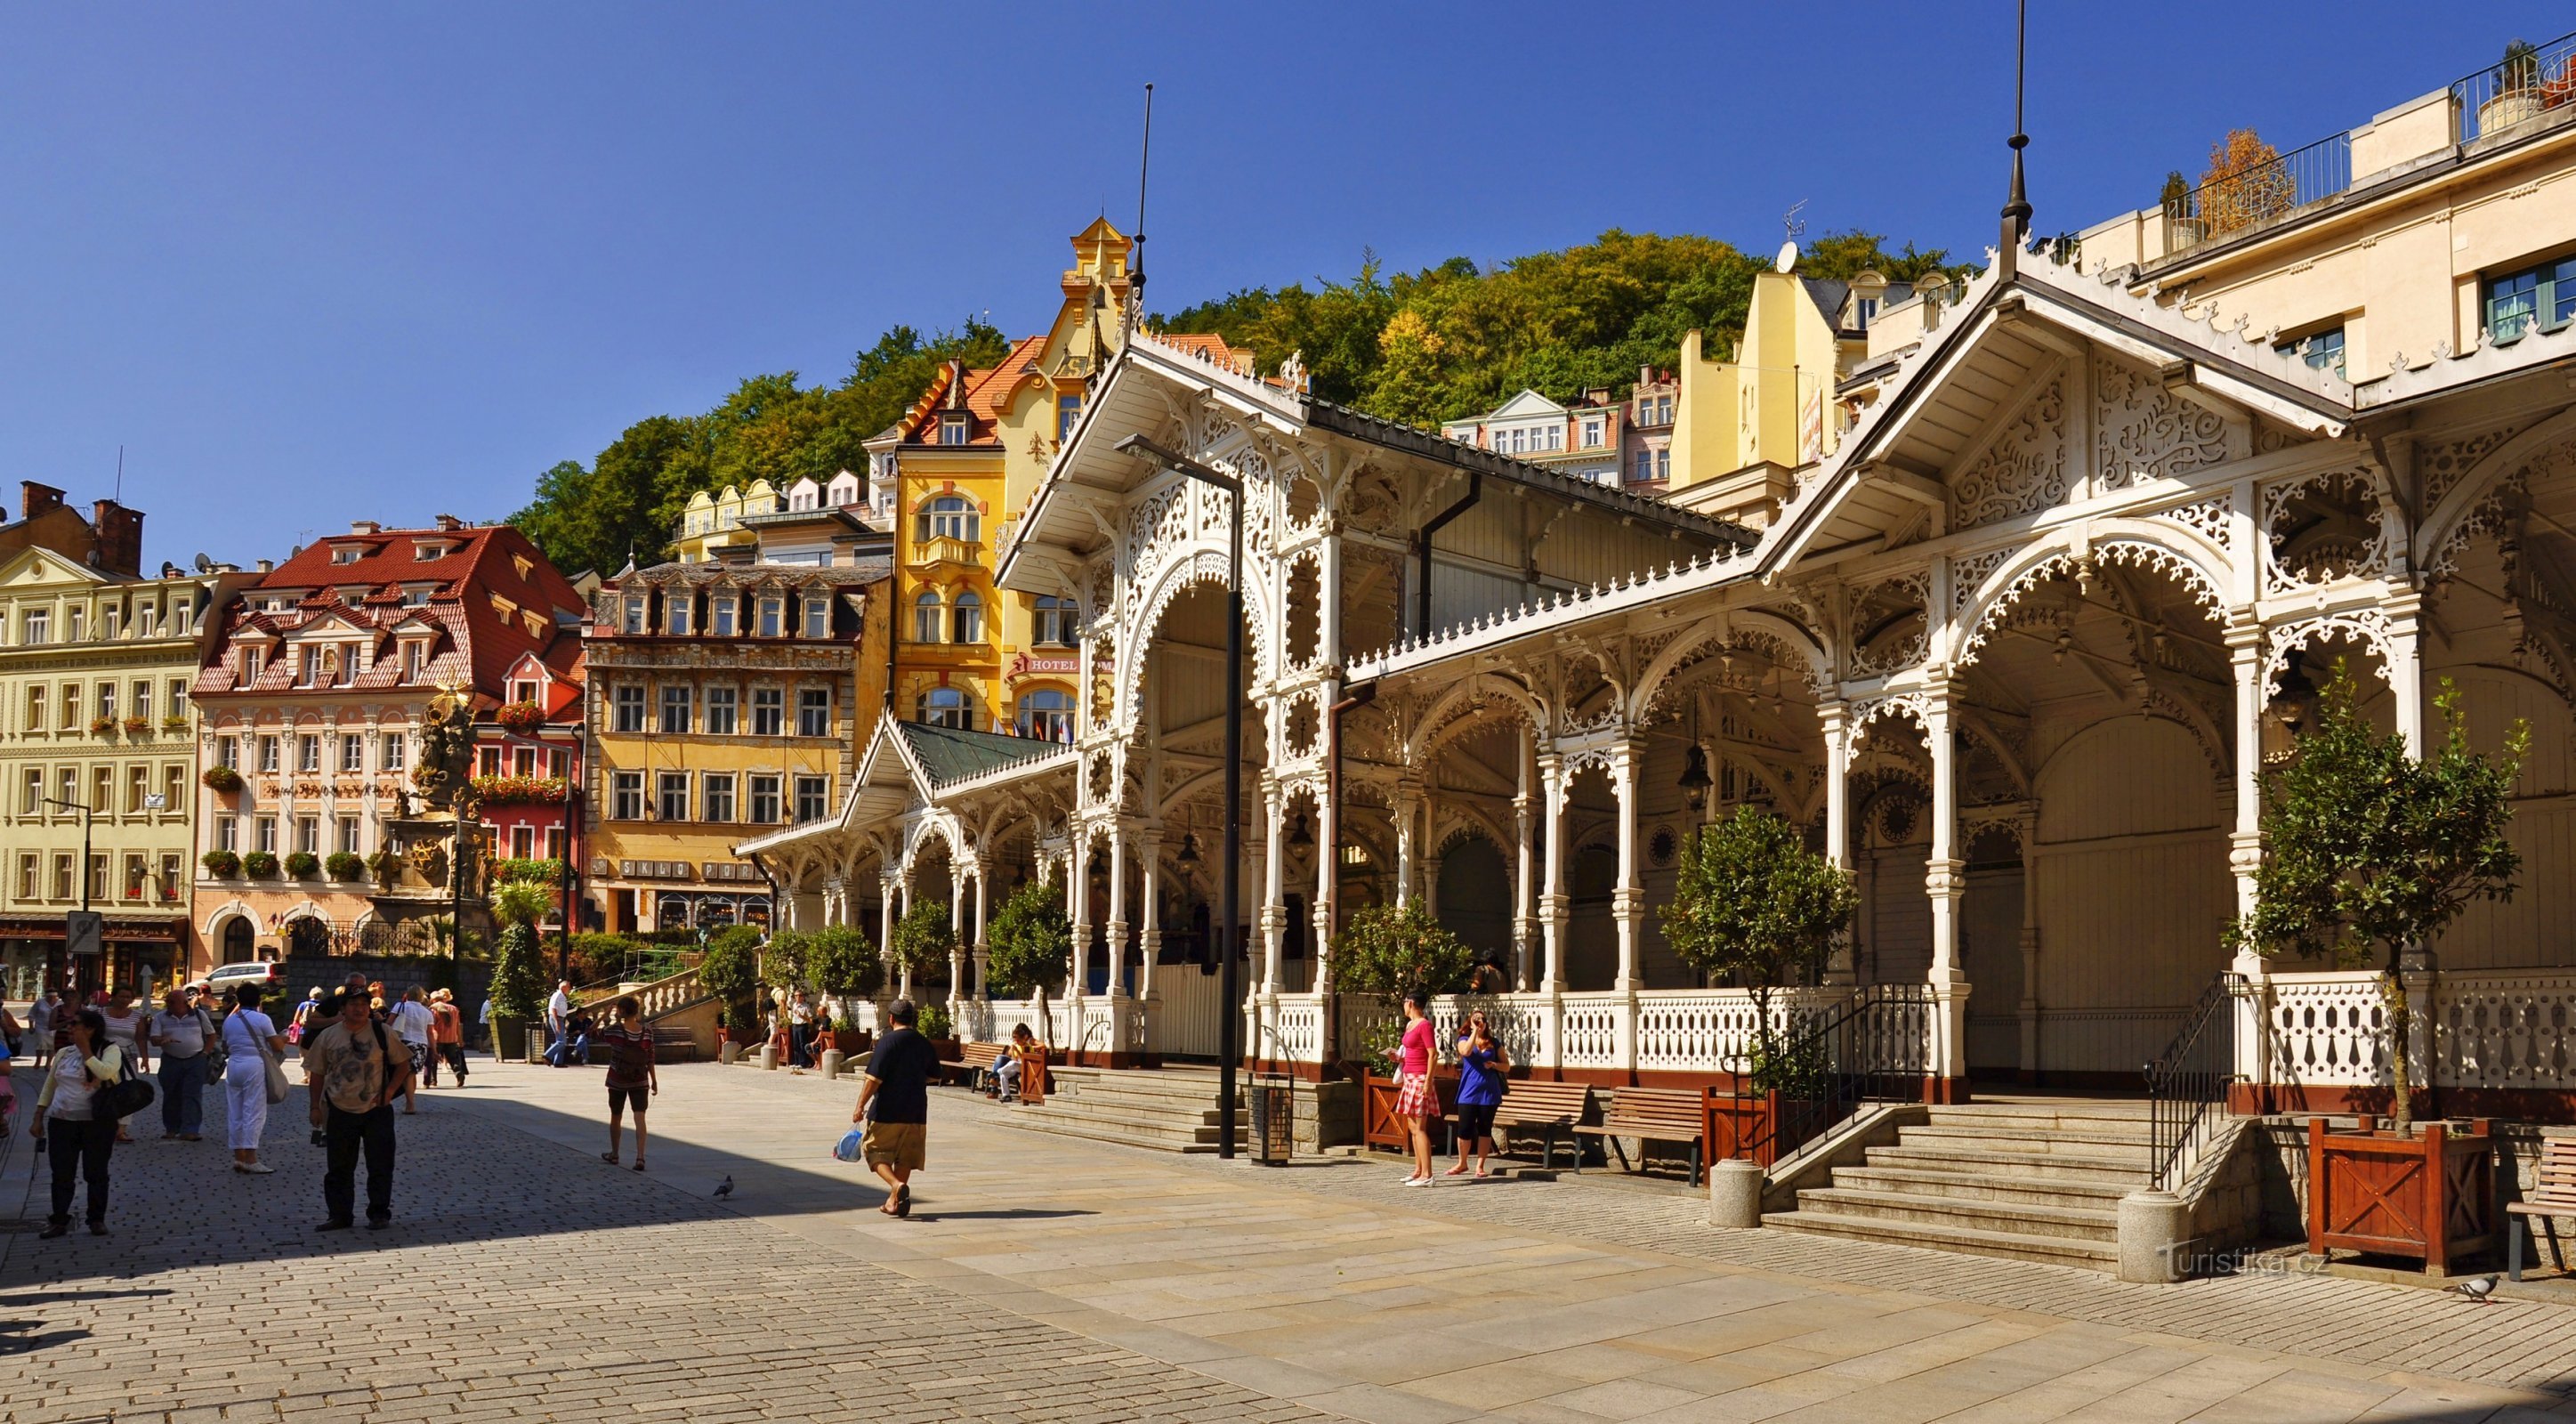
[1017,687,1075,741]
[1033,595,1078,647]
[912,590,944,643]
[951,591,983,644]
[917,495,979,543]
[917,686,975,731]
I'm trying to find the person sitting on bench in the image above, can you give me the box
[545,1008,594,1068]
[991,1025,1038,1101]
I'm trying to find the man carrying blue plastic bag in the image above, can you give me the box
[849,998,938,1217]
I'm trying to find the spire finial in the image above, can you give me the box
[1123,83,1153,347]
[1999,0,2032,274]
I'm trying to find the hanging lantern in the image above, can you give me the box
[1678,744,1714,813]
[1174,832,1201,870]
[2270,649,2320,735]
[1286,813,1313,854]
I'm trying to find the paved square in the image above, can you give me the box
[4,1058,2572,1423]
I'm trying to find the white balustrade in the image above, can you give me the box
[1557,992,1623,1069]
[2267,971,2393,1088]
[2262,967,2576,1095]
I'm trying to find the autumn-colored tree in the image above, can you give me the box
[2199,129,2296,237]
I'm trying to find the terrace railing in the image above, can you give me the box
[2453,30,2576,144]
[2160,133,2352,257]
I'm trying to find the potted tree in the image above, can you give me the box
[2483,39,2546,134]
[809,925,884,1055]
[2230,668,2524,1270]
[489,881,553,1062]
[890,900,959,1054]
[2159,170,2200,251]
[698,925,763,1063]
[1659,807,1859,1164]
[1329,902,1474,1151]
[985,879,1071,1088]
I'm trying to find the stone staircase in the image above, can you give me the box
[985,1066,1248,1154]
[1762,1096,2157,1270]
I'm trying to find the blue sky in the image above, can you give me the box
[4,2,2566,568]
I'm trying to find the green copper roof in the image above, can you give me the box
[896,721,1070,788]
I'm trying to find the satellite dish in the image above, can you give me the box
[193,552,213,572]
[1774,240,1798,274]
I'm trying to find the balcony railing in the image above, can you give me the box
[2452,30,2576,144]
[2159,132,2353,257]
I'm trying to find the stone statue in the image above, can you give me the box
[392,787,415,821]
[413,681,476,813]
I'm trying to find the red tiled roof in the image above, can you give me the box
[895,336,1049,448]
[196,523,585,708]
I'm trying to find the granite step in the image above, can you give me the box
[1862,1144,2152,1185]
[1762,1209,2121,1269]
[1787,1186,2120,1242]
[1825,1166,2137,1212]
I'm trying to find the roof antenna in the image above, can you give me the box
[1998,0,2032,280]
[114,444,125,504]
[1125,82,1153,345]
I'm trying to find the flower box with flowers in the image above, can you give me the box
[472,774,568,805]
[200,766,244,794]
[121,717,149,736]
[88,716,116,736]
[494,700,547,735]
[161,716,190,732]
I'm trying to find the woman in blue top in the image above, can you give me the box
[1445,1010,1509,1177]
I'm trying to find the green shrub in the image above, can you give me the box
[200,849,240,878]
[324,851,366,881]
[284,851,321,878]
[1329,902,1474,999]
[699,924,763,1031]
[763,927,812,988]
[983,879,1070,998]
[489,921,550,1022]
[809,924,884,1000]
[243,851,279,879]
[889,900,957,981]
[916,1002,952,1041]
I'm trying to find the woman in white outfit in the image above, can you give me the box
[222,985,285,1174]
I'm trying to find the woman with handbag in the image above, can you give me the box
[35,1009,125,1238]
[221,986,287,1175]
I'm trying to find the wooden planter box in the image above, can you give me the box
[1707,1090,1781,1169]
[1361,1073,1455,1152]
[2307,1116,2499,1274]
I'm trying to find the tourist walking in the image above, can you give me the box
[787,990,816,1071]
[35,1009,125,1237]
[27,989,58,1069]
[287,989,325,1058]
[222,986,286,1175]
[545,981,573,1063]
[148,990,213,1141]
[98,992,149,1144]
[388,988,434,1112]
[595,995,657,1170]
[1393,992,1438,1185]
[851,998,937,1218]
[304,986,408,1230]
[427,990,467,1088]
[1446,1010,1509,1178]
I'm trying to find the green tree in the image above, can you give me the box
[1659,807,1860,1090]
[808,924,884,1004]
[490,879,553,929]
[2226,668,2525,1128]
[489,922,549,1024]
[1329,902,1475,1000]
[699,924,763,1032]
[763,927,812,989]
[983,879,1072,999]
[1797,229,1975,284]
[889,899,957,985]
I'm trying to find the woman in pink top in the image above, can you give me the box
[1393,992,1439,1185]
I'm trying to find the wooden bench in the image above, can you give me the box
[1573,1087,1711,1185]
[2507,1134,2576,1281]
[1446,1082,1595,1171]
[650,1026,699,1064]
[944,1041,1010,1089]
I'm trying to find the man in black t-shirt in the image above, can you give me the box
[852,998,938,1218]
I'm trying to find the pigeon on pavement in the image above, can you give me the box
[2451,1274,2499,1302]
[712,1175,734,1200]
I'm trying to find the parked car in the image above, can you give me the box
[204,960,287,999]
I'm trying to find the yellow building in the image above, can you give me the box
[674,481,785,564]
[865,218,1248,740]
[584,546,892,934]
[1665,260,1882,528]
[0,490,250,997]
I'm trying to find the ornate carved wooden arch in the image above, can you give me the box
[1950,523,2231,671]
[2417,409,2576,575]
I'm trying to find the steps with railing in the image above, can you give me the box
[1730,983,1934,1165]
[2144,971,2243,1190]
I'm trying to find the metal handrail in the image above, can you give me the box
[2452,29,2576,144]
[2159,133,2352,257]
[1732,983,1934,1165]
[2144,972,2245,1190]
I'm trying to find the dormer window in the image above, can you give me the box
[510,677,539,705]
[403,586,432,607]
[511,554,534,580]
[401,642,423,682]
[412,540,450,562]
[331,546,363,564]
[940,413,970,445]
[1855,296,1878,329]
[622,595,646,635]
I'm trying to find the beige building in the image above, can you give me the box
[0,488,247,998]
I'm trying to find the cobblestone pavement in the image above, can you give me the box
[7,1058,2575,1424]
[0,1063,1326,1424]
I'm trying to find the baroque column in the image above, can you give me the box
[1818,699,1855,985]
[1106,828,1130,999]
[1137,828,1162,1007]
[1512,726,1536,991]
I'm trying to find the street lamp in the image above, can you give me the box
[1113,432,1246,1159]
[44,795,98,992]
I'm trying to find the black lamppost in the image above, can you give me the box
[44,795,96,991]
[1113,433,1244,1159]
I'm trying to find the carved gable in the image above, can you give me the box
[1949,376,2064,530]
[2095,353,2229,491]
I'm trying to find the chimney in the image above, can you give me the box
[90,499,144,578]
[20,481,65,521]
[256,559,274,574]
[433,514,463,531]
[351,520,381,536]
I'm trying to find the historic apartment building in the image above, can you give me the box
[0,486,247,998]
[582,540,891,934]
[471,641,584,886]
[1441,389,1630,487]
[190,517,587,967]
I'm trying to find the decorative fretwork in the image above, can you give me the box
[2419,424,2523,510]
[1949,548,2012,619]
[1957,541,2225,666]
[2156,491,2234,552]
[2095,353,2230,492]
[2261,468,2392,595]
[2263,610,2394,690]
[1949,376,2065,528]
